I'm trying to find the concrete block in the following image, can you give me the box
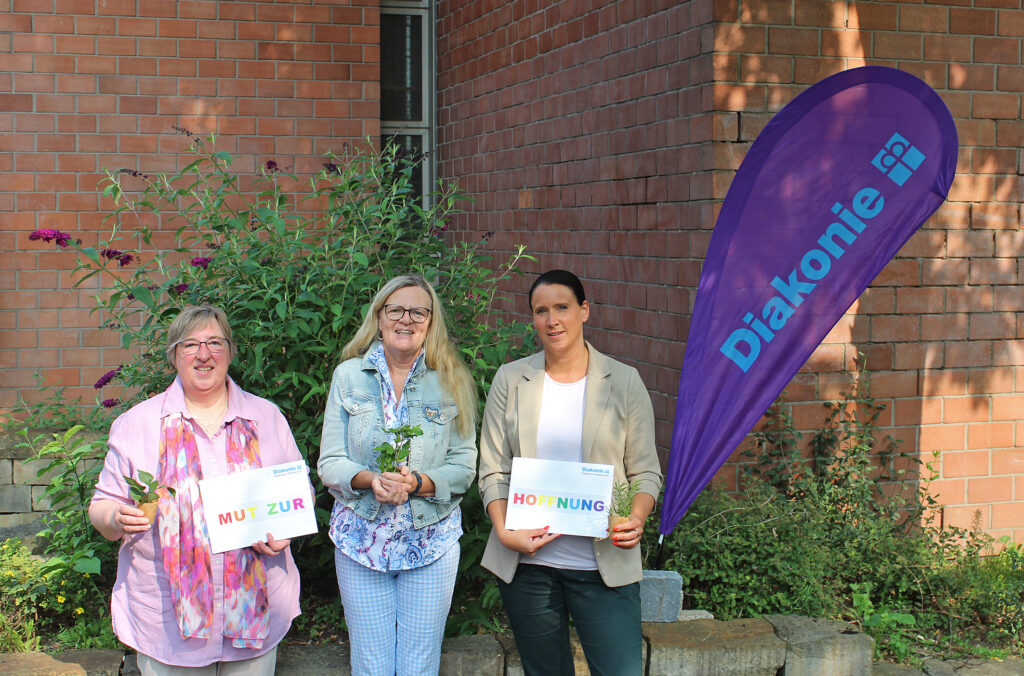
[0,650,122,675]
[498,628,647,676]
[277,638,503,675]
[679,609,715,621]
[872,663,924,675]
[13,457,55,485]
[0,484,31,512]
[922,657,1024,675]
[276,644,350,675]
[641,569,684,622]
[32,484,53,510]
[440,634,504,675]
[645,617,786,676]
[765,614,873,676]
[0,458,12,485]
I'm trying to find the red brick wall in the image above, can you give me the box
[1,0,380,412]
[437,0,1024,543]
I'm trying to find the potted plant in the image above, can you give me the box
[374,424,423,473]
[124,470,175,524]
[608,479,641,532]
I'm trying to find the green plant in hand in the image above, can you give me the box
[610,480,641,519]
[374,425,423,473]
[123,470,175,504]
[124,470,175,524]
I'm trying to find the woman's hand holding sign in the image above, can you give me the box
[487,499,561,556]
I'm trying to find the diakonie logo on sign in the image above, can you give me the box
[719,132,926,373]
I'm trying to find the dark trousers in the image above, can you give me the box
[497,564,642,676]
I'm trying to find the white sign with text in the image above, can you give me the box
[504,457,614,538]
[199,461,317,554]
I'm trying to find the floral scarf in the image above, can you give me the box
[157,412,269,649]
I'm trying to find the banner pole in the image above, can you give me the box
[653,533,665,570]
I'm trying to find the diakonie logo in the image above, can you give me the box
[719,132,926,373]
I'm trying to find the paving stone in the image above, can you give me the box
[765,614,873,676]
[0,650,122,675]
[873,662,924,674]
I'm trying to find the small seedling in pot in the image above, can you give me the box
[608,479,642,532]
[124,470,176,524]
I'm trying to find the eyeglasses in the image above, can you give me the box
[382,304,431,324]
[175,338,230,355]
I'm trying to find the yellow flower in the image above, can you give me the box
[57,595,66,603]
[75,607,84,615]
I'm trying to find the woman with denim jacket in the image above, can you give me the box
[318,273,477,676]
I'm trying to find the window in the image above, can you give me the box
[380,1,434,205]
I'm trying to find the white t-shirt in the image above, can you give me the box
[526,373,598,571]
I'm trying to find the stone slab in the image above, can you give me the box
[872,663,923,674]
[645,617,786,676]
[498,628,647,676]
[923,657,1024,675]
[439,634,504,675]
[679,609,715,621]
[0,484,32,512]
[0,650,122,675]
[765,614,873,676]
[0,457,12,484]
[640,569,684,622]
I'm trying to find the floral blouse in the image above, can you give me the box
[329,343,462,571]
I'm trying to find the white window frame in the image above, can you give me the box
[380,1,435,205]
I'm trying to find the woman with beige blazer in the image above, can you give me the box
[478,269,663,676]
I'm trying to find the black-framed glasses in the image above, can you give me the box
[383,304,431,323]
[174,338,230,355]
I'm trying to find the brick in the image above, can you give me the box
[968,476,1014,504]
[951,8,997,35]
[941,448,988,476]
[992,449,1024,475]
[943,505,988,531]
[975,37,1021,64]
[993,394,1024,420]
[899,5,948,32]
[968,422,1015,451]
[992,502,1024,529]
[973,92,1021,119]
[944,396,992,424]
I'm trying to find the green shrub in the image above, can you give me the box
[0,539,117,651]
[19,133,535,635]
[648,363,1024,663]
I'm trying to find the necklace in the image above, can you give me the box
[187,394,228,437]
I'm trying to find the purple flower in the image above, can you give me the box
[265,160,279,173]
[190,256,212,270]
[29,228,73,248]
[323,162,340,175]
[116,169,149,180]
[101,249,134,267]
[94,366,121,389]
[173,283,189,294]
[172,125,197,140]
[101,398,121,408]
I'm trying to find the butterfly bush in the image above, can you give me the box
[22,130,535,635]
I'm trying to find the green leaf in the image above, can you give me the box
[72,556,102,575]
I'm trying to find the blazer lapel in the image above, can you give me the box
[515,351,546,459]
[581,342,612,462]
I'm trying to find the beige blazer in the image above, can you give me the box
[478,342,663,587]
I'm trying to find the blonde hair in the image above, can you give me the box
[342,274,477,437]
[165,304,235,367]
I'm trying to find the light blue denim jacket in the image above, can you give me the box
[317,348,477,528]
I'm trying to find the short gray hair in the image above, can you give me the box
[165,305,235,367]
